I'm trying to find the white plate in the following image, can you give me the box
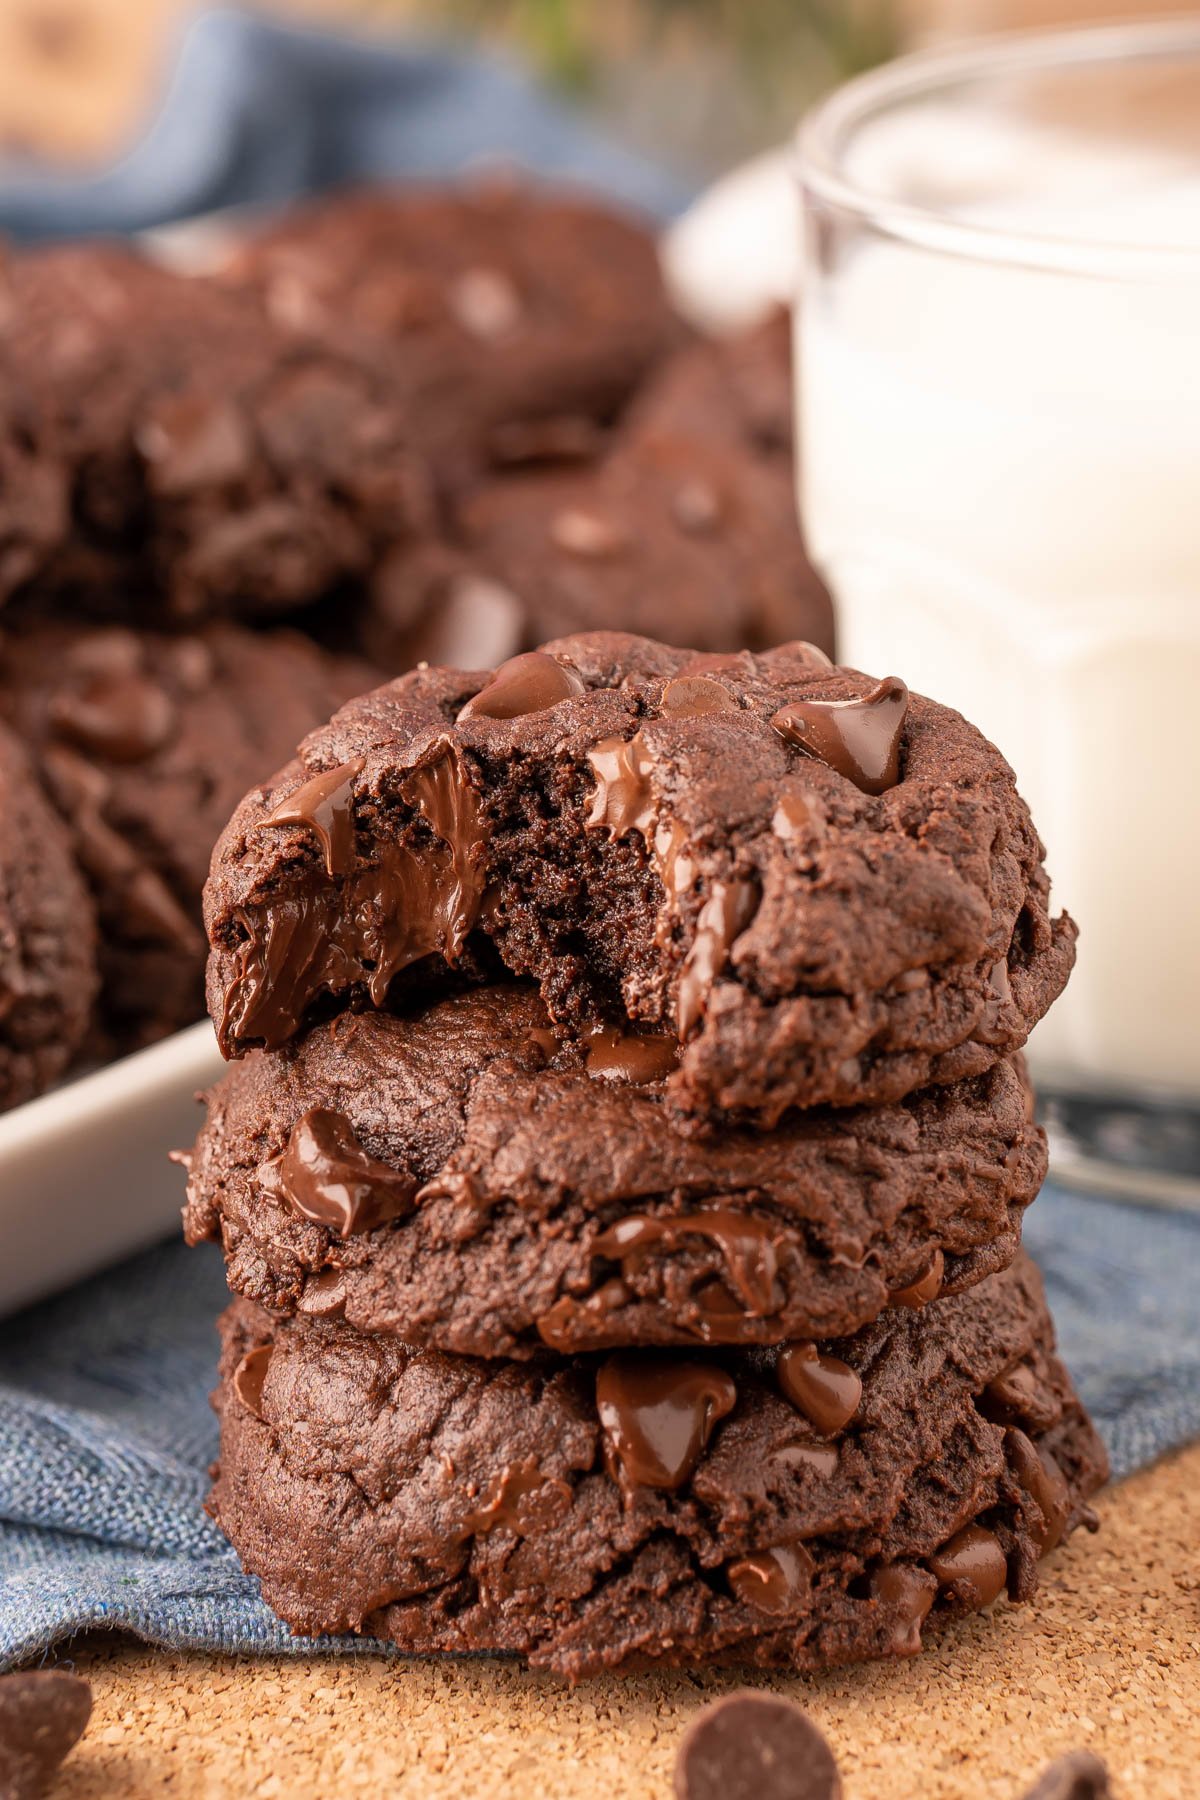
[0,1023,225,1316]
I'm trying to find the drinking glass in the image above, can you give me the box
[796,22,1200,1204]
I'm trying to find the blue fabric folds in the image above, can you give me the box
[1,1186,1197,1670]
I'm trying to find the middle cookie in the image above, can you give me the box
[183,985,1047,1359]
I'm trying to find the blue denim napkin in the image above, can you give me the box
[1,1188,1197,1670]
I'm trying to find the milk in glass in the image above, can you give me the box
[801,105,1200,1099]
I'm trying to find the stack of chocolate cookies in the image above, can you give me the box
[183,632,1107,1680]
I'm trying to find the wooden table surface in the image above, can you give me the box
[48,1439,1199,1799]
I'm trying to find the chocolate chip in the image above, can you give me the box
[1021,1750,1112,1799]
[0,1670,92,1799]
[550,507,626,558]
[674,1691,842,1800]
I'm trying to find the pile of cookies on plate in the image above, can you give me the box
[183,628,1107,1679]
[0,178,831,1112]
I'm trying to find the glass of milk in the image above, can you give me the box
[797,21,1200,1204]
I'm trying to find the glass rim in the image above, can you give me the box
[796,18,1200,277]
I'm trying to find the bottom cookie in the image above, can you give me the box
[209,1254,1106,1681]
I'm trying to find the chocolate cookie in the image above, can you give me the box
[204,634,1076,1123]
[222,178,680,475]
[0,620,371,1050]
[0,242,440,622]
[183,987,1047,1357]
[453,428,832,660]
[208,1254,1107,1680]
[0,720,97,1110]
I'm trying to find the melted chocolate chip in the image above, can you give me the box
[458,651,586,722]
[653,817,697,898]
[727,1541,814,1618]
[777,1343,863,1435]
[1006,1428,1071,1553]
[771,676,908,795]
[928,1522,1009,1608]
[596,1354,737,1490]
[1021,1751,1112,1800]
[597,1209,784,1324]
[0,1671,93,1800]
[296,1267,348,1319]
[587,733,656,839]
[258,1108,416,1235]
[889,1248,944,1310]
[677,878,759,1038]
[670,480,724,536]
[981,1363,1060,1432]
[869,1562,936,1655]
[673,1692,842,1800]
[261,758,363,878]
[232,1345,273,1419]
[219,744,486,1053]
[593,1210,781,1321]
[584,1027,680,1085]
[138,391,253,494]
[659,675,738,718]
[458,1459,571,1539]
[550,508,626,558]
[448,266,522,339]
[49,669,175,764]
[772,790,818,841]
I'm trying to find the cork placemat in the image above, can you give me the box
[48,1440,1198,1799]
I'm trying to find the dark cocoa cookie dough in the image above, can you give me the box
[0,620,371,1051]
[207,1254,1107,1681]
[0,720,98,1110]
[0,241,441,622]
[183,987,1047,1357]
[204,633,1076,1123]
[221,178,681,476]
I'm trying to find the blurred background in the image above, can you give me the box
[0,0,1190,184]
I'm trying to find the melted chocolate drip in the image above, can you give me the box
[587,733,656,839]
[232,1345,272,1420]
[296,1267,348,1319]
[771,676,908,795]
[777,1342,863,1435]
[659,676,738,718]
[458,1459,571,1539]
[458,651,586,721]
[596,1354,737,1490]
[653,817,697,899]
[727,1541,815,1617]
[584,1027,680,1085]
[677,878,759,1038]
[258,1107,416,1235]
[219,743,486,1052]
[593,1210,781,1320]
[889,1248,944,1310]
[869,1562,936,1655]
[1006,1427,1071,1553]
[928,1523,1009,1609]
[261,758,364,878]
